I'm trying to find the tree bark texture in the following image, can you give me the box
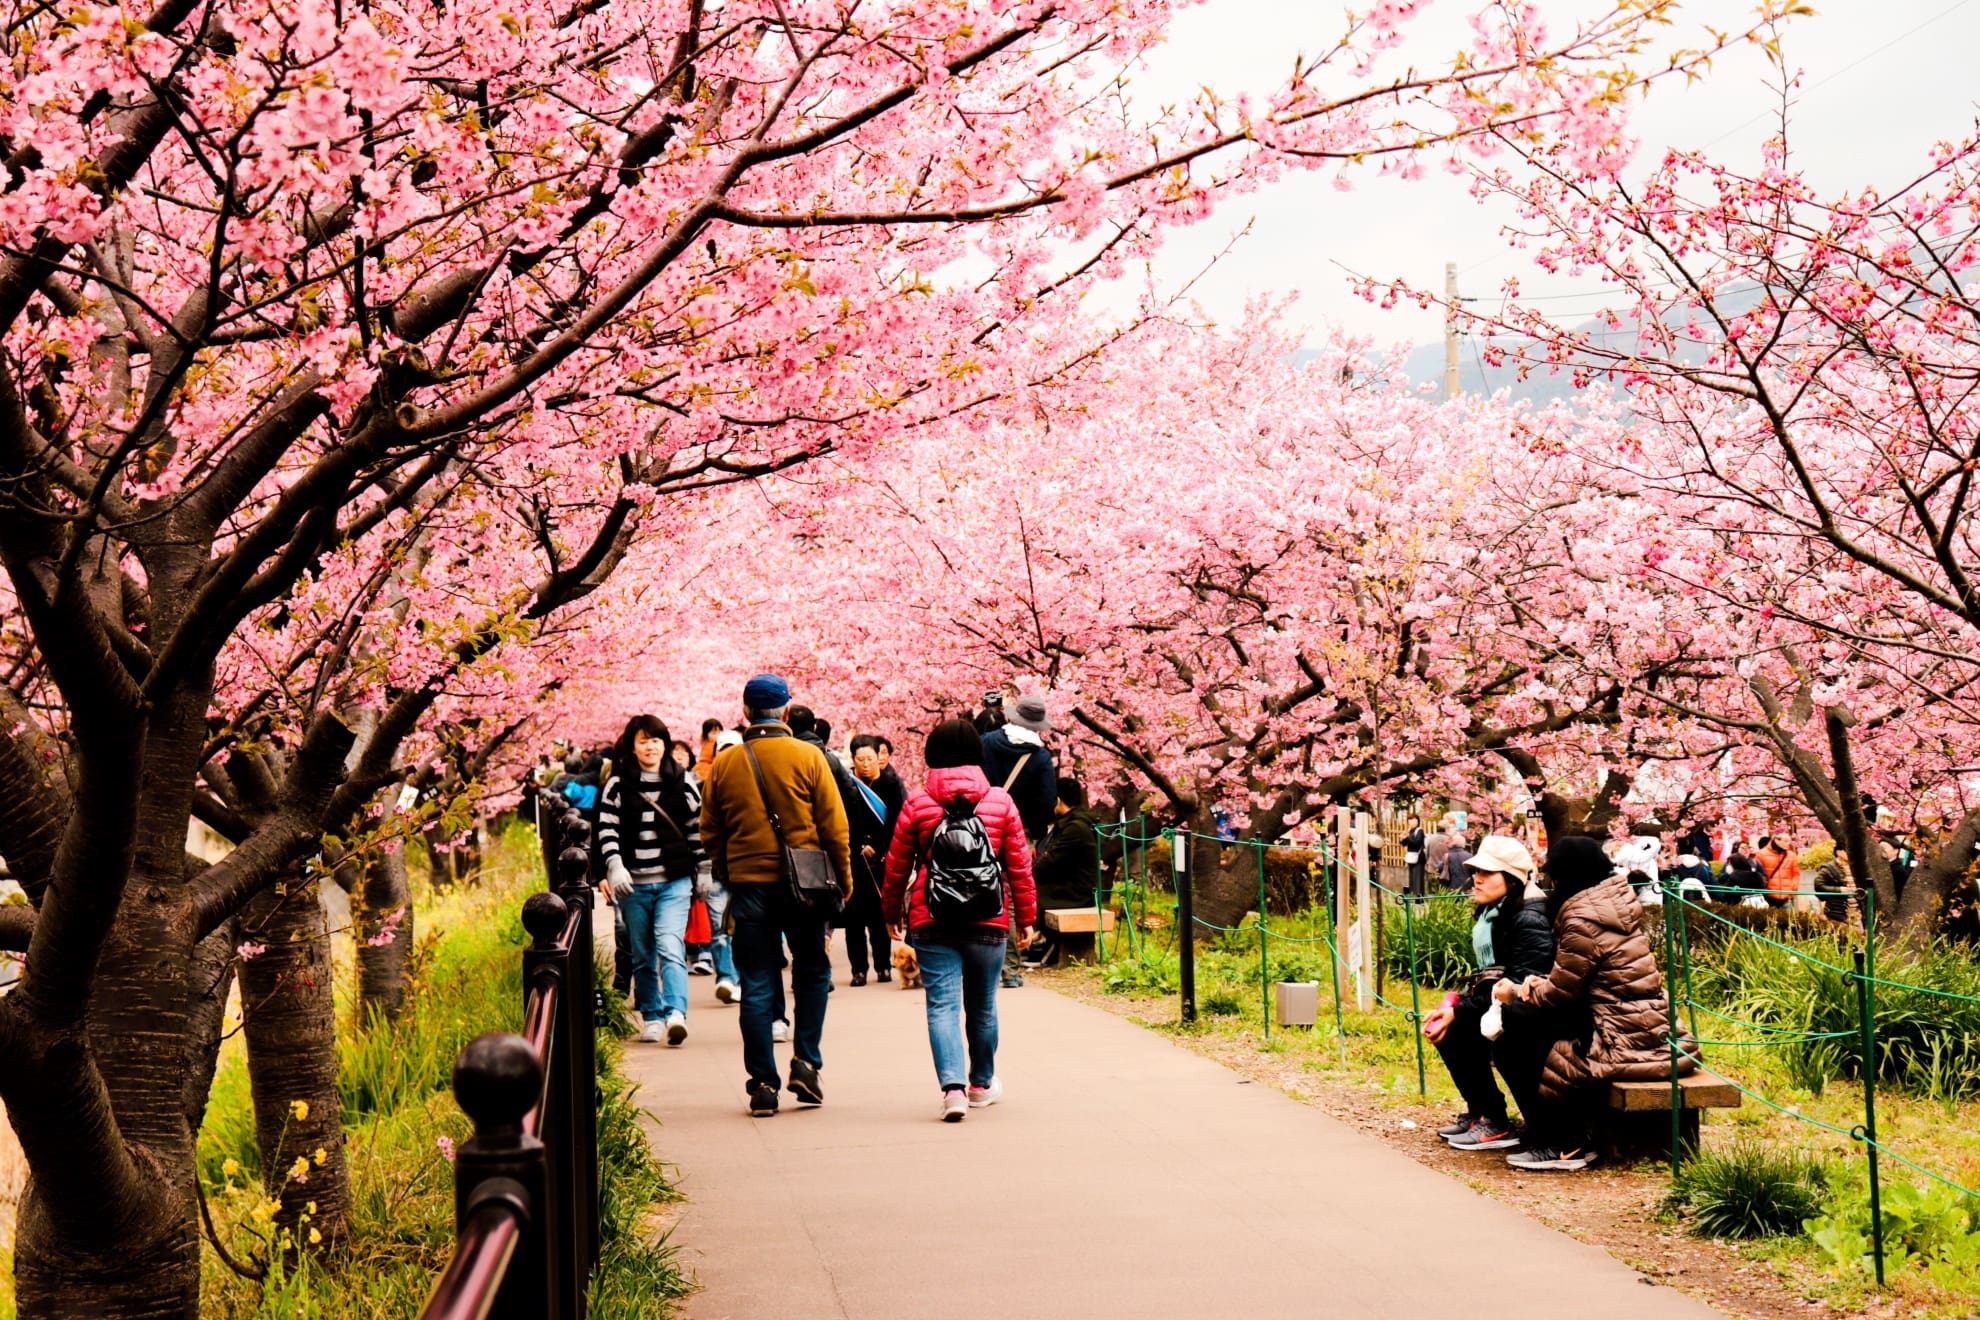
[356,843,413,1022]
[182,914,238,1135]
[238,869,349,1248]
[13,671,212,1318]
[1186,805,1244,937]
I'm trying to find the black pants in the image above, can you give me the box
[1491,1002,1592,1150]
[1432,1000,1507,1122]
[843,873,891,976]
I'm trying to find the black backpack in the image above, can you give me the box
[923,795,1005,923]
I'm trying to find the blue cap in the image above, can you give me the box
[743,673,791,711]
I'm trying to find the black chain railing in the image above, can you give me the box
[421,793,602,1320]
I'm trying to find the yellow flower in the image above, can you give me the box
[312,1147,326,1166]
[305,1201,317,1216]
[308,1227,322,1245]
[290,1155,311,1182]
[254,1198,279,1221]
[289,1099,310,1121]
[221,1157,241,1178]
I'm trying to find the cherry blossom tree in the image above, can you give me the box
[1406,90,1980,941]
[0,0,1760,1306]
[653,310,1728,928]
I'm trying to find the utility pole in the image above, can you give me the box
[1443,260,1460,402]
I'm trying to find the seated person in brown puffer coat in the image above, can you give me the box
[1492,834,1696,1173]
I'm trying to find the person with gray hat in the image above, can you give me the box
[980,692,1057,986]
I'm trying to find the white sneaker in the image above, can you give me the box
[771,1018,790,1044]
[967,1078,1003,1108]
[666,1012,688,1046]
[637,1019,664,1044]
[689,958,714,976]
[715,980,738,1004]
[941,1090,968,1122]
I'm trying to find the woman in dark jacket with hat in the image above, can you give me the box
[1493,835,1692,1171]
[1422,835,1555,1153]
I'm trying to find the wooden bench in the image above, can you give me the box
[1037,907,1118,964]
[1596,1074,1741,1159]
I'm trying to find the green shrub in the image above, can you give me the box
[1688,927,1980,1101]
[1200,990,1245,1017]
[1663,1141,1827,1238]
[1380,894,1476,989]
[1807,1176,1980,1275]
[1266,949,1336,986]
[1101,950,1179,995]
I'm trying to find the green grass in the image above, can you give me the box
[188,826,688,1318]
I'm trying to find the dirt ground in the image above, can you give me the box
[1043,970,1908,1320]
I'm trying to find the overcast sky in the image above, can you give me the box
[1111,0,1980,349]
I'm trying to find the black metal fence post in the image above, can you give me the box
[554,842,601,1275]
[1171,829,1196,1023]
[444,1034,549,1320]
[521,891,578,1319]
[422,800,603,1320]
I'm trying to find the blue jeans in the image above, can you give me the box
[702,876,738,983]
[728,882,831,1088]
[620,876,692,1021]
[911,935,1003,1091]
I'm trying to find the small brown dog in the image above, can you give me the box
[891,945,922,989]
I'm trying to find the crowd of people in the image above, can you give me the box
[1399,814,1885,923]
[534,683,1892,1148]
[533,675,1099,1121]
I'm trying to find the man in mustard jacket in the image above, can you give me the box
[701,673,853,1117]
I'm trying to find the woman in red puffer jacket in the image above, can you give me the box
[883,718,1038,1122]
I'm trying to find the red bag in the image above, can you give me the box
[684,898,712,944]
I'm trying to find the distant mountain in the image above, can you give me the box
[1295,283,1764,407]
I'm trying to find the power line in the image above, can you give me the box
[1702,0,1976,150]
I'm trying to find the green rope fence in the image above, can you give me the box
[1085,821,1980,1287]
[1659,881,1980,1287]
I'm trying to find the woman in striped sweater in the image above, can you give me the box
[600,714,704,1044]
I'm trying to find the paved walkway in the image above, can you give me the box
[619,941,1719,1320]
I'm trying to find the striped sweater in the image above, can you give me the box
[598,768,703,880]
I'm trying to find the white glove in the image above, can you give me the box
[606,857,634,900]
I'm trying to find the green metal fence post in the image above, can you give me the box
[1403,891,1426,1098]
[1855,945,1885,1287]
[1662,875,1683,1181]
[1255,839,1270,1040]
[1674,890,1699,1043]
[1093,825,1108,963]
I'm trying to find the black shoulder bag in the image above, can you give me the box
[742,739,844,916]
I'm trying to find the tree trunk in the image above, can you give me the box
[14,680,211,1318]
[357,842,414,1022]
[183,915,238,1133]
[1187,805,1249,936]
[1884,809,1980,952]
[238,867,349,1250]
